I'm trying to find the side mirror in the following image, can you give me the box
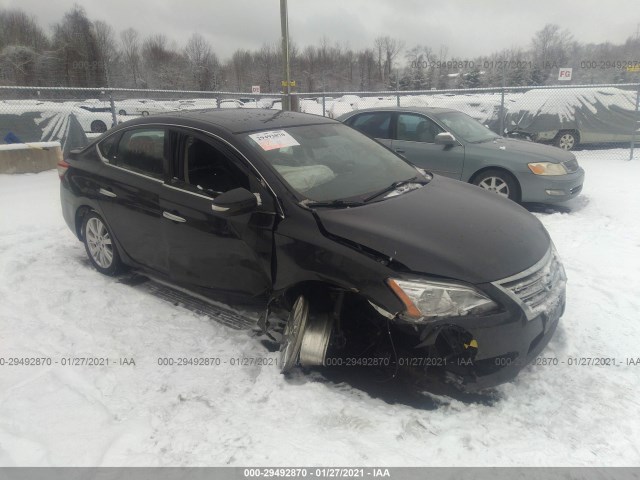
[211,188,258,216]
[435,132,457,146]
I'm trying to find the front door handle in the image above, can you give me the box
[163,211,186,223]
[395,149,405,154]
[99,188,117,198]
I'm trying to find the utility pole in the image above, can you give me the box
[280,0,291,111]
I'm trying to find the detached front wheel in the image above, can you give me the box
[280,294,334,373]
[82,212,124,276]
[280,295,310,373]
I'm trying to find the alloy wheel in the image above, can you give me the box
[85,217,114,269]
[477,176,510,198]
[557,133,575,150]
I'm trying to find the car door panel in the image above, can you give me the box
[391,140,465,178]
[97,169,167,273]
[160,131,274,298]
[94,128,169,274]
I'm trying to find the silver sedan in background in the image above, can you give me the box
[338,107,585,204]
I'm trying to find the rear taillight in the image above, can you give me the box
[57,159,70,179]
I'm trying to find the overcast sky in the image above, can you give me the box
[3,0,639,60]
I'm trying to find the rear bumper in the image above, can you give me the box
[520,167,585,203]
[60,181,79,238]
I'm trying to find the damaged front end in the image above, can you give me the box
[275,245,566,392]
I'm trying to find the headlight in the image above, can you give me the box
[387,278,499,322]
[527,162,568,175]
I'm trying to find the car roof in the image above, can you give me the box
[115,108,337,134]
[338,106,460,119]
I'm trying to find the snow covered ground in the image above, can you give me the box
[1,149,639,466]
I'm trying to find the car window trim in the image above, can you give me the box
[97,122,284,218]
[172,127,251,188]
[97,126,168,181]
[162,181,213,201]
[95,135,165,184]
[351,110,464,147]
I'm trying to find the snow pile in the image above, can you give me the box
[0,150,640,466]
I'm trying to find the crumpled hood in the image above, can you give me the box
[471,137,575,164]
[315,176,550,284]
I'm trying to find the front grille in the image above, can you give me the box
[495,248,567,320]
[562,158,579,173]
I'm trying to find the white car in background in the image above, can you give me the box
[73,104,127,133]
[257,98,280,108]
[219,99,244,109]
[116,99,170,116]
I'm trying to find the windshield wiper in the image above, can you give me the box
[300,199,365,209]
[363,176,422,202]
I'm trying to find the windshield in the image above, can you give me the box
[241,124,420,202]
[437,111,499,143]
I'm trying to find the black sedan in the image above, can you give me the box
[58,109,567,391]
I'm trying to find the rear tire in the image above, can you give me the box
[554,130,578,150]
[82,212,123,276]
[472,169,520,202]
[90,120,107,133]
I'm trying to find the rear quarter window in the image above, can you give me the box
[349,112,392,139]
[114,129,166,180]
[97,135,118,159]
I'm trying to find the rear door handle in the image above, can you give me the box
[395,149,405,154]
[99,188,117,198]
[163,211,186,223]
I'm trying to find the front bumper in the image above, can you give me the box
[390,292,564,392]
[520,167,585,203]
[390,248,566,391]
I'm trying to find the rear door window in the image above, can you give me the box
[348,112,393,139]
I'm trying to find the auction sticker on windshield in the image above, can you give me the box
[249,130,300,151]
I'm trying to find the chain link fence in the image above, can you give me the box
[1,83,639,160]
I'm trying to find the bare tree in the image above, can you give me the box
[373,36,404,84]
[52,5,104,87]
[404,45,435,89]
[229,49,252,91]
[531,24,574,84]
[382,36,404,80]
[0,9,48,51]
[357,48,376,90]
[142,34,187,89]
[94,20,118,86]
[0,45,38,85]
[255,43,278,93]
[185,33,219,90]
[374,36,384,81]
[120,28,140,87]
